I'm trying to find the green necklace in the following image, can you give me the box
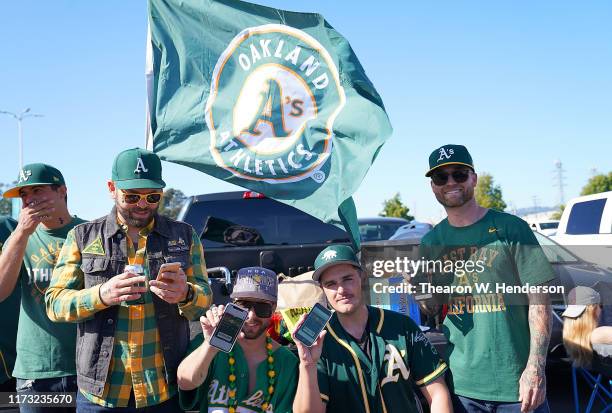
[227,334,276,413]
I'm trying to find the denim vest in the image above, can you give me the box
[73,209,193,396]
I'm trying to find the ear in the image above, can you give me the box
[58,185,68,198]
[107,180,117,200]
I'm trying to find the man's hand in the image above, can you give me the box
[17,198,55,236]
[292,313,326,367]
[149,263,188,304]
[519,364,546,412]
[99,272,147,306]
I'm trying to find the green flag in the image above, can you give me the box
[147,0,393,250]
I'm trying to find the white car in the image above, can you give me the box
[551,191,612,268]
[389,221,433,240]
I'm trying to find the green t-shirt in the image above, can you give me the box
[4,217,86,380]
[419,209,556,402]
[179,334,298,413]
[317,306,447,413]
[0,216,19,384]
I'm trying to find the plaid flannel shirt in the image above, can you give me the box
[46,217,212,407]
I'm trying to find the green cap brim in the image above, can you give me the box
[425,162,475,177]
[2,182,63,199]
[114,178,166,190]
[312,260,361,282]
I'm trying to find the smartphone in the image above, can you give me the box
[209,303,249,353]
[157,262,181,284]
[294,303,333,347]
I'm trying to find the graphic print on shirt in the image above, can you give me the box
[380,343,409,387]
[208,379,274,413]
[440,245,506,316]
[27,239,64,301]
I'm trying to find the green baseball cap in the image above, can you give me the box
[313,245,362,282]
[112,148,166,190]
[425,144,474,177]
[3,163,66,198]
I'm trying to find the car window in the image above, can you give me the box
[566,199,606,235]
[184,198,349,247]
[539,222,558,230]
[359,222,406,241]
[533,232,579,263]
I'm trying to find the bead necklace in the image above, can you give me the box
[227,334,275,413]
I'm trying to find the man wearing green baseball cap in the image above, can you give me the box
[292,245,451,413]
[0,163,85,412]
[420,144,556,413]
[45,148,213,411]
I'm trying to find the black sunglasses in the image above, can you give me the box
[431,169,471,186]
[234,300,274,318]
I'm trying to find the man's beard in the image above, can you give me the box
[116,202,158,228]
[434,186,474,208]
[242,319,270,340]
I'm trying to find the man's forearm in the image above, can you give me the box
[45,284,108,322]
[527,293,552,369]
[0,230,29,301]
[177,342,217,391]
[293,363,326,413]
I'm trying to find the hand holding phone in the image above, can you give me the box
[157,262,182,283]
[291,304,330,367]
[293,303,332,347]
[206,303,249,353]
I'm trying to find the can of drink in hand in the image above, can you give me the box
[124,264,146,305]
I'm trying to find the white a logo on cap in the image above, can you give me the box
[18,169,32,183]
[134,158,149,174]
[437,147,454,162]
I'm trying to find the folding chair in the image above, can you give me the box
[572,366,612,413]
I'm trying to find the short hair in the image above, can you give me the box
[50,184,68,203]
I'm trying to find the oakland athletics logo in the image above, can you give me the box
[206,24,346,183]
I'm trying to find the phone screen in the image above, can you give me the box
[295,303,332,347]
[209,304,249,353]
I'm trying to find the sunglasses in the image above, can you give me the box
[431,169,471,186]
[234,300,274,318]
[120,190,163,205]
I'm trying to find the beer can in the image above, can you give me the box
[124,264,147,305]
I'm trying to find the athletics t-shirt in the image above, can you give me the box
[317,306,447,413]
[419,209,556,401]
[4,217,86,379]
[0,216,19,384]
[179,334,298,413]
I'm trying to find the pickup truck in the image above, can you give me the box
[177,191,351,303]
[551,191,612,268]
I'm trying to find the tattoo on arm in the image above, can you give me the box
[527,292,552,371]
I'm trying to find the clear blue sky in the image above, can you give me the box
[1,1,611,223]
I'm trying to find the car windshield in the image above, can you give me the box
[359,222,406,241]
[533,232,579,263]
[184,198,350,248]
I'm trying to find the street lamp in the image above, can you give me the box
[0,108,44,170]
